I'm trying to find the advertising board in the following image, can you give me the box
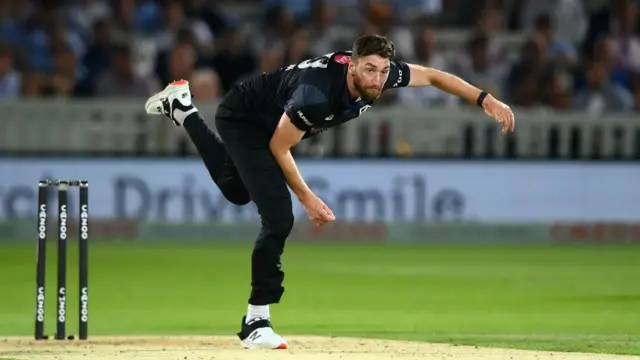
[2,159,639,222]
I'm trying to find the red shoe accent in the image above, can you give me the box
[275,343,287,349]
[170,79,188,85]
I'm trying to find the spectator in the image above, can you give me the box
[611,1,640,73]
[163,43,197,86]
[110,0,136,42]
[210,24,256,93]
[26,6,85,74]
[187,0,228,38]
[507,34,553,107]
[470,7,510,70]
[190,68,222,102]
[540,70,573,109]
[573,59,634,114]
[0,44,21,98]
[282,26,313,66]
[520,0,587,46]
[306,0,354,57]
[582,0,628,58]
[94,42,161,98]
[155,26,204,86]
[573,35,632,94]
[398,26,458,107]
[505,35,552,107]
[474,6,504,34]
[454,31,506,101]
[236,46,284,86]
[155,0,214,55]
[77,18,113,96]
[250,4,296,55]
[533,12,578,70]
[64,0,112,42]
[0,0,634,112]
[40,41,82,97]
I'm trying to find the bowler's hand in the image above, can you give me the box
[302,194,335,227]
[482,94,515,134]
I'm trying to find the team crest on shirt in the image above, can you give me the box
[334,54,351,64]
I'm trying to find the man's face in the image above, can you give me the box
[169,44,195,76]
[349,54,390,101]
[114,52,131,75]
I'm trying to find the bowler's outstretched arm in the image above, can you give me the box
[404,64,515,133]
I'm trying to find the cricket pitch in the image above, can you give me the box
[2,336,640,360]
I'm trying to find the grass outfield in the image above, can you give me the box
[0,242,638,355]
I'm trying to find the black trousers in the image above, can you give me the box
[182,97,293,306]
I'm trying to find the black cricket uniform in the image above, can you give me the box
[182,51,411,306]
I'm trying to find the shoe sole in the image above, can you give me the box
[144,80,190,114]
[240,340,287,350]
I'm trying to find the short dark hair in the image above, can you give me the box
[352,34,395,60]
[534,12,552,29]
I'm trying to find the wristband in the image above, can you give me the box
[476,91,488,107]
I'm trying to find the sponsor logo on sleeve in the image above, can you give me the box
[297,110,313,126]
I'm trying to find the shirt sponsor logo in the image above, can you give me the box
[393,69,403,87]
[359,105,371,115]
[334,54,351,64]
[297,110,313,126]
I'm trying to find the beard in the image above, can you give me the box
[353,76,382,101]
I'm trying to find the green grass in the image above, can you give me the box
[0,241,639,355]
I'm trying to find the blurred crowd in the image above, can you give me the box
[1,0,640,115]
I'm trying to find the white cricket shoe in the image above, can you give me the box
[144,79,197,126]
[237,316,288,350]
